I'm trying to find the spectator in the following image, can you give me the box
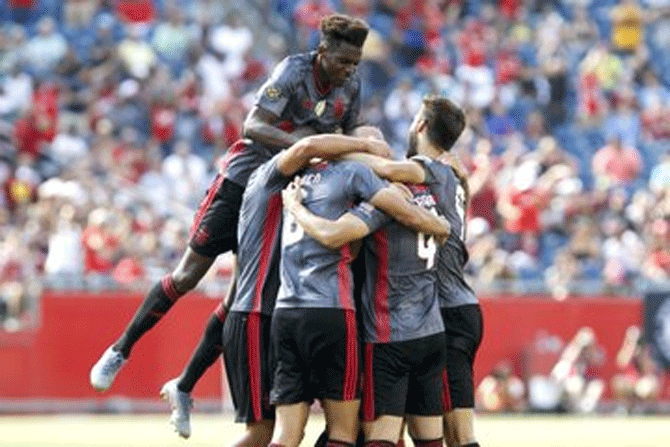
[550,327,606,413]
[117,25,158,80]
[50,123,88,167]
[475,359,526,413]
[610,0,646,56]
[611,325,663,414]
[208,10,253,80]
[592,135,643,190]
[152,7,191,73]
[23,17,68,74]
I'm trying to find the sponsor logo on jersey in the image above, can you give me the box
[315,99,326,117]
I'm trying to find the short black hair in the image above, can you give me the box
[421,96,466,152]
[319,14,369,49]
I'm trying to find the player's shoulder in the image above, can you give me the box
[411,155,456,179]
[275,52,314,79]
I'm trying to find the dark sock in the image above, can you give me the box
[396,440,405,447]
[461,444,480,447]
[327,441,354,447]
[176,313,224,393]
[269,444,286,447]
[412,439,442,447]
[364,442,396,447]
[114,276,182,358]
[355,431,365,447]
[314,430,329,447]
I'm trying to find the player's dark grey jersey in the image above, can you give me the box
[414,156,477,308]
[257,52,361,135]
[222,139,275,187]
[230,153,290,315]
[225,52,362,186]
[276,160,386,311]
[360,184,445,343]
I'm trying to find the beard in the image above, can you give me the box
[407,130,418,158]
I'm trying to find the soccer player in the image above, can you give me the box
[301,97,480,447]
[282,98,466,447]
[90,13,371,393]
[160,132,392,441]
[269,148,449,447]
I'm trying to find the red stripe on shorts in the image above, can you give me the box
[362,343,375,421]
[213,302,227,322]
[342,310,358,401]
[188,174,225,240]
[442,367,452,412]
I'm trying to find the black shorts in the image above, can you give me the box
[361,333,446,421]
[222,311,274,422]
[441,304,483,410]
[270,308,359,405]
[188,175,244,258]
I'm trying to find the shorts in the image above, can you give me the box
[270,308,359,405]
[188,175,244,258]
[361,332,446,421]
[441,304,483,410]
[222,311,275,422]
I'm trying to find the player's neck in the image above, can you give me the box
[418,143,442,160]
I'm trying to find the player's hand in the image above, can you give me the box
[366,139,393,159]
[282,178,303,211]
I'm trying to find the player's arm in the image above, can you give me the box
[276,134,393,177]
[222,255,238,311]
[369,184,450,239]
[282,182,373,249]
[344,152,427,184]
[243,106,305,150]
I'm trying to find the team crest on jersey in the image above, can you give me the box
[265,86,281,101]
[315,99,327,117]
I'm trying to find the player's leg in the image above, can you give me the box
[405,333,447,447]
[222,311,276,446]
[90,176,244,391]
[361,342,409,446]
[271,402,310,447]
[442,305,483,447]
[269,308,312,447]
[317,309,361,446]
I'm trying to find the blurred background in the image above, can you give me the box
[1,0,670,423]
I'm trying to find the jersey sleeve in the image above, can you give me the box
[349,201,391,233]
[411,155,441,185]
[255,57,297,117]
[347,162,388,201]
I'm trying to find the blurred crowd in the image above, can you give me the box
[476,325,666,414]
[2,0,670,328]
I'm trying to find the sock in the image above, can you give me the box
[327,441,354,447]
[364,442,396,447]
[314,430,328,447]
[355,431,365,447]
[114,276,183,357]
[269,444,286,447]
[177,313,224,393]
[461,444,480,447]
[412,439,442,447]
[396,440,405,447]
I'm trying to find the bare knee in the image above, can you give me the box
[171,249,214,293]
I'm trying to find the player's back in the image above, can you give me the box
[361,183,445,343]
[232,154,290,315]
[277,159,385,311]
[414,156,476,308]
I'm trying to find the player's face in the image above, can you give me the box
[407,107,424,157]
[320,42,362,87]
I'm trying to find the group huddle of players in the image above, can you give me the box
[89,14,483,447]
